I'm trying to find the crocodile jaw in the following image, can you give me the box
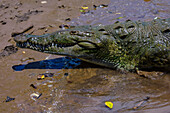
[14,34,100,56]
[14,34,123,69]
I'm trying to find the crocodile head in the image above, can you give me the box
[14,29,120,69]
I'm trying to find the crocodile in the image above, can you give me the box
[14,18,170,71]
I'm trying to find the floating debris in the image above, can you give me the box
[105,101,113,109]
[80,10,85,12]
[59,24,70,30]
[41,1,47,4]
[37,73,54,80]
[5,96,15,102]
[65,18,71,21]
[37,75,45,80]
[80,10,90,14]
[30,93,42,101]
[30,84,37,89]
[93,4,108,10]
[0,20,7,25]
[58,5,65,8]
[81,6,88,10]
[64,73,69,76]
[133,96,150,110]
[80,6,90,14]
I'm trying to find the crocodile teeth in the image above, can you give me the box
[26,42,30,47]
[51,43,54,46]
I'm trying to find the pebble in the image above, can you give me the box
[48,84,53,88]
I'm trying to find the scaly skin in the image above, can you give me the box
[14,18,170,71]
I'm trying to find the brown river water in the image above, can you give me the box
[0,0,170,113]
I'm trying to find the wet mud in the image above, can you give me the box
[0,45,18,58]
[0,0,170,113]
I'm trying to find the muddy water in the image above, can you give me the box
[12,67,170,113]
[0,0,170,113]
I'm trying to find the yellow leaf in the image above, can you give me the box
[117,17,123,19]
[41,75,45,79]
[80,10,85,12]
[81,7,88,9]
[105,101,113,109]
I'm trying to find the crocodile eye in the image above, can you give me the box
[70,31,78,35]
[114,21,119,24]
[98,28,109,35]
[119,34,128,40]
[162,28,170,34]
[127,25,135,29]
[126,19,131,22]
[98,29,105,31]
[126,24,136,33]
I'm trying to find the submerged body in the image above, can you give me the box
[14,18,170,71]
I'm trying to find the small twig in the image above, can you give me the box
[133,96,150,110]
[11,25,34,37]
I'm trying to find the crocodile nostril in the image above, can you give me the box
[119,34,128,40]
[98,29,105,31]
[114,26,123,30]
[70,31,79,35]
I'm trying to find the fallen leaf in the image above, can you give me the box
[117,17,123,19]
[105,101,113,109]
[80,10,85,12]
[41,75,45,79]
[81,6,88,9]
[5,96,15,102]
[30,93,42,101]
